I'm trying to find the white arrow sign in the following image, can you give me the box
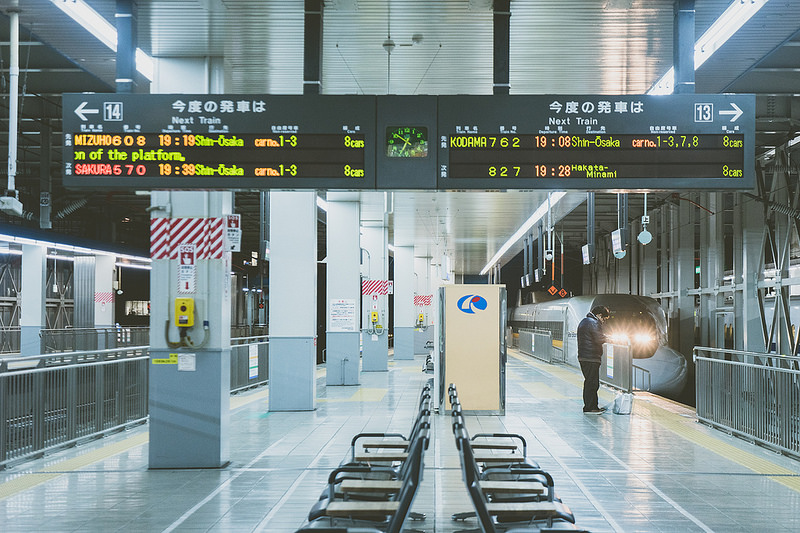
[719,103,743,122]
[74,101,99,121]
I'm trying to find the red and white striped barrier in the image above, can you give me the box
[150,217,224,260]
[362,279,389,295]
[414,295,433,306]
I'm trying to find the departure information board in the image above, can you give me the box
[438,94,754,190]
[62,93,754,191]
[62,94,375,190]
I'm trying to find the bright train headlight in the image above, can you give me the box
[633,333,655,344]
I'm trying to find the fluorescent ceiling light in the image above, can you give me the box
[694,0,769,69]
[316,196,329,211]
[0,232,151,265]
[116,261,152,270]
[480,192,567,276]
[648,0,769,94]
[50,0,154,81]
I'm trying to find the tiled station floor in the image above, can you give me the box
[2,349,800,532]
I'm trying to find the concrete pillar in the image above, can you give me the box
[361,223,388,372]
[414,256,433,354]
[95,255,116,329]
[735,194,766,352]
[699,193,720,347]
[326,196,360,385]
[148,191,232,469]
[73,256,96,329]
[20,244,46,356]
[394,246,415,360]
[268,191,317,410]
[675,200,695,359]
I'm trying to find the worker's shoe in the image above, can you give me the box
[583,407,606,414]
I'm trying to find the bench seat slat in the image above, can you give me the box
[471,442,519,450]
[354,452,408,462]
[480,480,545,494]
[326,500,400,517]
[339,479,403,493]
[485,501,566,520]
[474,453,525,463]
[361,440,410,449]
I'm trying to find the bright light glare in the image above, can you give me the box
[633,333,654,344]
[135,49,154,80]
[608,333,629,344]
[50,0,154,80]
[648,0,769,94]
[480,192,567,276]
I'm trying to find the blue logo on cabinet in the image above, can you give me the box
[457,294,488,314]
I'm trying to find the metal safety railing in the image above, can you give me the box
[633,364,651,392]
[230,336,269,392]
[600,342,633,393]
[0,335,270,469]
[0,346,150,468]
[694,347,800,460]
[40,327,150,354]
[518,328,557,363]
[231,324,268,339]
[0,328,20,354]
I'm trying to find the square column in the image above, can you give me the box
[20,244,46,356]
[94,255,116,330]
[148,191,232,469]
[414,256,433,354]
[269,191,318,409]
[361,224,389,372]
[394,246,415,360]
[326,196,360,385]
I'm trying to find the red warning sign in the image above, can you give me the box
[178,244,196,293]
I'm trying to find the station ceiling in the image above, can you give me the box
[0,0,799,276]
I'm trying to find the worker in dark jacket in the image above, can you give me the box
[577,305,610,413]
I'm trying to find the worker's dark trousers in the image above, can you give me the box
[579,360,601,411]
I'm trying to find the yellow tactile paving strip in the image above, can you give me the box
[0,432,149,500]
[510,349,800,493]
[230,388,267,410]
[319,387,387,403]
[0,383,273,501]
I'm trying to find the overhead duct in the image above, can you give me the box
[55,198,89,219]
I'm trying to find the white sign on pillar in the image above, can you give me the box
[330,298,357,332]
[226,214,242,252]
[178,243,197,294]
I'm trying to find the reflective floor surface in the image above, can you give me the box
[1,349,800,532]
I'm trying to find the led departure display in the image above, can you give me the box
[69,133,366,179]
[62,94,375,190]
[447,133,744,179]
[438,94,755,190]
[63,94,755,191]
